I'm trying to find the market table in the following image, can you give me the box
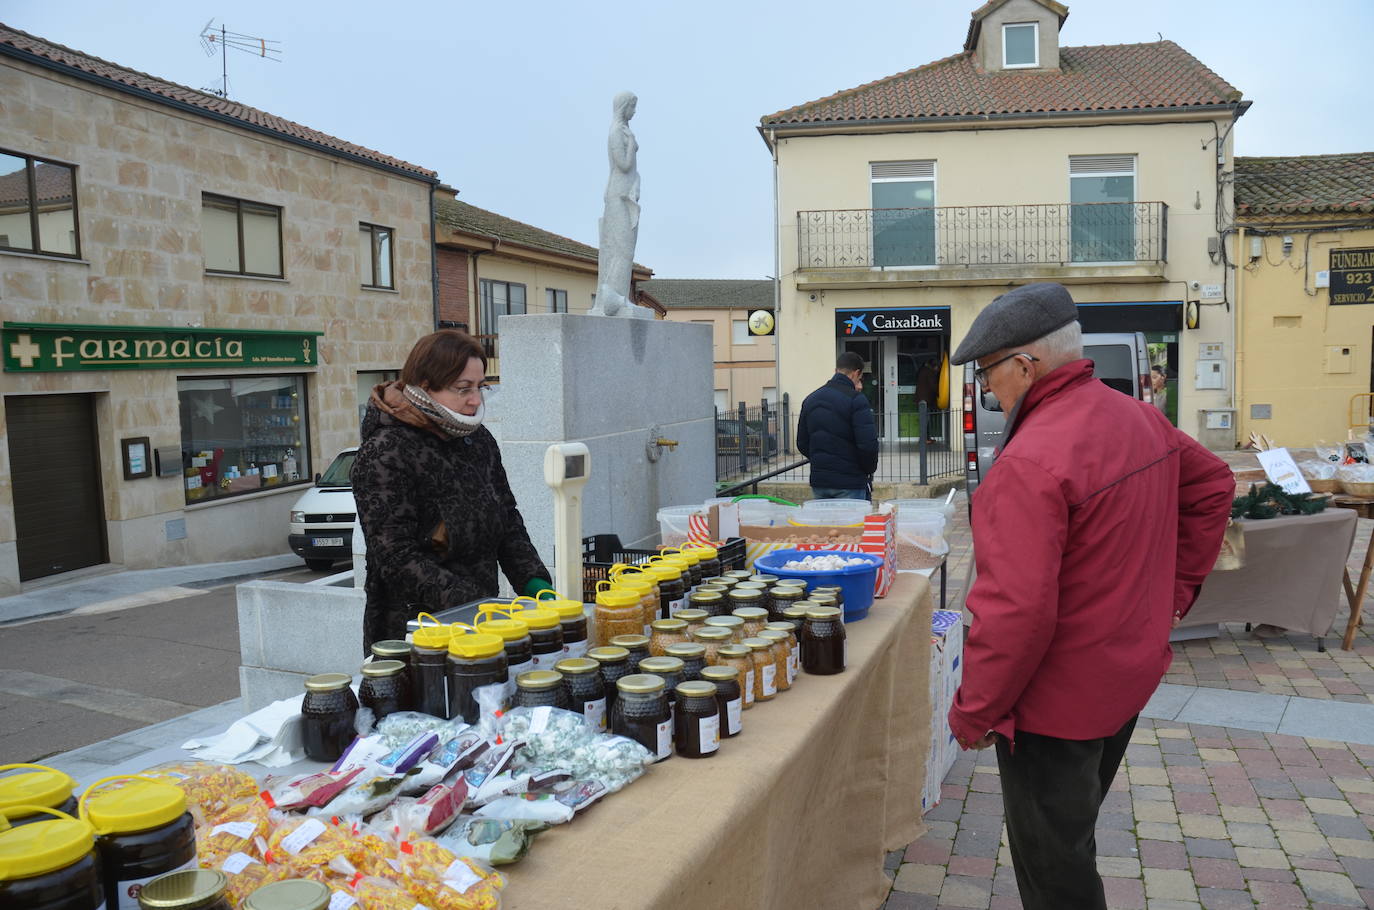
[1332,494,1374,650]
[1183,510,1357,649]
[501,571,935,910]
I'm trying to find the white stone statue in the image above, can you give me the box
[591,91,640,317]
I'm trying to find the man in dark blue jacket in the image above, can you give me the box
[797,351,880,500]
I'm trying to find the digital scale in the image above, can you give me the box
[543,442,590,602]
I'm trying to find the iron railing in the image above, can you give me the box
[798,201,1167,271]
[769,403,965,488]
[715,397,790,483]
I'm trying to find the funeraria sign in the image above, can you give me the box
[835,308,948,335]
[3,323,322,372]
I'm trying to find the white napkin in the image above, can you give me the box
[182,693,306,766]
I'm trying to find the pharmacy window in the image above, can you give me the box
[202,193,283,277]
[178,374,310,503]
[0,149,80,258]
[360,223,394,289]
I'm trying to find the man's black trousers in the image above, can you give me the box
[993,714,1138,910]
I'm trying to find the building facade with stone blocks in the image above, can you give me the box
[1231,153,1374,448]
[641,279,777,412]
[434,194,657,380]
[761,0,1246,446]
[0,24,439,592]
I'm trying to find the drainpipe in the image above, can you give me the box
[769,128,783,437]
[430,188,440,329]
[1234,226,1244,440]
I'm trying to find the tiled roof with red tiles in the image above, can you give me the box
[762,41,1242,127]
[435,196,651,274]
[1235,154,1374,216]
[0,23,436,180]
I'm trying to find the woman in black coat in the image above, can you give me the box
[351,330,551,651]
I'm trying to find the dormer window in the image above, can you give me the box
[1003,22,1039,68]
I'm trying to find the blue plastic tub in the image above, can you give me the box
[752,548,884,622]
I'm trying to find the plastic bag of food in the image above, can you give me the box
[437,816,546,866]
[397,837,505,910]
[376,711,470,747]
[406,730,488,793]
[261,766,365,811]
[463,740,523,791]
[498,707,653,792]
[473,793,575,825]
[1316,440,1345,463]
[217,851,282,907]
[196,797,270,866]
[367,780,467,838]
[1338,463,1374,483]
[143,761,259,823]
[263,813,357,872]
[1299,459,1338,480]
[353,876,419,910]
[306,769,418,819]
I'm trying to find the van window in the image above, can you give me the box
[318,451,356,487]
[1086,344,1134,395]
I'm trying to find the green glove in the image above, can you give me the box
[521,577,555,598]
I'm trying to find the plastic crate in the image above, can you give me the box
[581,534,746,603]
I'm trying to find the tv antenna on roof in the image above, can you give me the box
[198,19,281,99]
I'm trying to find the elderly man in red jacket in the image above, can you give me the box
[948,283,1234,910]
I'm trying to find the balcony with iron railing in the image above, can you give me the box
[796,201,1168,288]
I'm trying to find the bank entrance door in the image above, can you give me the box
[840,337,885,438]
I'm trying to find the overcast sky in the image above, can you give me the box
[6,0,1370,279]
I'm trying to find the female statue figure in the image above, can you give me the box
[592,91,640,316]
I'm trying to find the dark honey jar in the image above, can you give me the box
[0,805,103,910]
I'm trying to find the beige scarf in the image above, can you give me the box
[401,384,484,438]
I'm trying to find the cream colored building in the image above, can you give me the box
[1232,153,1374,447]
[762,0,1247,446]
[641,279,777,412]
[0,24,437,591]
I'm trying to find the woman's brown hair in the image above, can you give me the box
[400,330,488,390]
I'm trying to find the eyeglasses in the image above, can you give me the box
[446,383,492,400]
[973,352,1039,390]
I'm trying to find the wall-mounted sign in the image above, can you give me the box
[835,308,948,335]
[3,323,322,372]
[747,309,775,335]
[1329,248,1374,305]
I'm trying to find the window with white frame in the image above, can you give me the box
[871,160,936,267]
[713,389,729,413]
[731,319,753,345]
[1003,22,1038,68]
[480,279,527,333]
[546,288,568,313]
[1069,155,1137,262]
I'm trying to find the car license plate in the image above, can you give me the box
[313,537,344,547]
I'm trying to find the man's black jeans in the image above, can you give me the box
[994,715,1138,910]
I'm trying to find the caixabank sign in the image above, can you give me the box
[836,308,948,335]
[3,322,322,372]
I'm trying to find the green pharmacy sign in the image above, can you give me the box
[3,323,322,372]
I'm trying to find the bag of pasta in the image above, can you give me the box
[217,851,284,908]
[353,876,421,910]
[143,760,258,824]
[397,835,505,910]
[263,813,360,882]
[196,797,271,867]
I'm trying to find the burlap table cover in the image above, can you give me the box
[502,572,934,910]
[1187,509,1357,637]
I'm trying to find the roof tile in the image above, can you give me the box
[1235,153,1374,216]
[640,279,773,311]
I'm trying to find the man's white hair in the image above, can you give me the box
[1026,320,1083,367]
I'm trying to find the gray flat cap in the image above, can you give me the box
[951,282,1078,365]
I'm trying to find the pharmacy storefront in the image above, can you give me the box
[2,322,323,588]
[835,307,951,441]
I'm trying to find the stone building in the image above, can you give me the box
[0,24,438,592]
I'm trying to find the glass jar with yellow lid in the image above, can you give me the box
[446,626,509,723]
[741,637,778,701]
[137,869,230,910]
[683,542,722,579]
[731,605,769,639]
[610,566,659,632]
[505,600,564,669]
[758,629,792,692]
[408,613,452,718]
[649,618,689,656]
[241,879,330,910]
[646,560,686,620]
[0,764,78,827]
[687,589,727,617]
[0,805,103,910]
[475,609,533,680]
[80,775,196,910]
[716,644,755,708]
[674,607,709,631]
[593,585,644,647]
[689,625,733,664]
[703,614,745,642]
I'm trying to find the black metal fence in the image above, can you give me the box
[870,404,965,485]
[797,201,1168,271]
[715,397,790,482]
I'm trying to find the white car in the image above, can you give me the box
[287,447,357,571]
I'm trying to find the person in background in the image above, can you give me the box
[947,283,1233,910]
[796,351,879,500]
[352,330,551,651]
[1151,364,1169,414]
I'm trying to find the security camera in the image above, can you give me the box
[1188,281,1201,291]
[808,293,818,302]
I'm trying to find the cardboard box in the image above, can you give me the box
[922,609,964,813]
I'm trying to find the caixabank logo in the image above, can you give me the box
[842,313,869,335]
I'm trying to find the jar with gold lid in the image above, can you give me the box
[645,563,685,622]
[801,605,845,675]
[741,637,778,702]
[690,625,733,664]
[748,573,779,586]
[649,618,690,656]
[765,621,800,686]
[726,586,765,616]
[137,869,230,910]
[758,629,792,692]
[674,608,709,632]
[687,589,727,617]
[782,602,813,637]
[704,614,745,642]
[731,606,769,639]
[673,681,720,759]
[609,633,650,668]
[588,646,632,712]
[611,674,672,762]
[809,590,842,613]
[723,569,753,584]
[242,879,330,910]
[555,658,607,731]
[358,659,410,722]
[700,665,743,737]
[637,656,685,701]
[300,673,358,761]
[368,639,412,668]
[663,642,706,681]
[767,584,805,622]
[717,644,755,709]
[514,669,570,710]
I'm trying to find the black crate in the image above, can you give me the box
[581,535,747,603]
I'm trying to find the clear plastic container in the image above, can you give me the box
[737,500,797,527]
[793,499,870,527]
[656,505,701,547]
[887,497,957,521]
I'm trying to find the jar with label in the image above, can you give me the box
[136,869,230,910]
[703,614,745,642]
[554,658,607,731]
[0,764,78,827]
[742,638,778,702]
[731,606,769,639]
[748,573,779,586]
[663,642,707,681]
[659,554,696,592]
[684,543,721,579]
[758,629,792,692]
[699,665,743,738]
[514,670,571,710]
[358,660,411,721]
[609,634,651,669]
[80,776,197,910]
[690,625,733,664]
[649,618,689,656]
[767,585,805,622]
[687,589,727,617]
[611,568,659,632]
[673,681,721,759]
[726,586,765,618]
[473,617,532,683]
[541,595,589,659]
[782,602,815,637]
[446,628,509,723]
[801,605,846,675]
[368,639,412,669]
[765,621,801,686]
[509,606,564,669]
[408,615,452,719]
[674,608,709,632]
[593,587,644,647]
[587,646,632,712]
[717,644,756,709]
[646,563,685,620]
[0,806,103,910]
[611,674,673,762]
[241,879,330,910]
[299,673,359,761]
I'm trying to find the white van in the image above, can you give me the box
[961,332,1151,495]
[287,447,357,571]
